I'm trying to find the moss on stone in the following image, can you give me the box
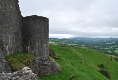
[5,52,33,71]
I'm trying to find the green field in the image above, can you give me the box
[40,44,118,80]
[5,44,118,80]
[115,48,118,53]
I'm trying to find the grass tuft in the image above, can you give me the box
[5,52,33,71]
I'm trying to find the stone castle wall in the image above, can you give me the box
[22,15,60,76]
[0,0,22,55]
[0,0,60,76]
[22,15,49,58]
[0,52,11,73]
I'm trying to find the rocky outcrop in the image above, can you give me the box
[28,57,60,76]
[0,0,60,76]
[0,67,37,80]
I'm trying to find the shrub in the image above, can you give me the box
[114,57,118,62]
[99,69,110,79]
[98,64,104,68]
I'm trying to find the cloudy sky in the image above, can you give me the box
[19,0,118,38]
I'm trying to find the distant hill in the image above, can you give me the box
[40,43,118,80]
[68,37,118,42]
[49,38,118,56]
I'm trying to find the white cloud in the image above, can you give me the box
[49,34,74,38]
[19,0,118,38]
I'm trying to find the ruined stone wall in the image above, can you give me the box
[0,0,60,76]
[22,15,60,76]
[22,15,49,57]
[0,51,11,73]
[0,0,22,55]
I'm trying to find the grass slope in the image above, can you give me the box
[40,44,118,80]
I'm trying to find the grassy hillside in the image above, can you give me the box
[40,44,118,80]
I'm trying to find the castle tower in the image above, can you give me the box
[22,15,60,76]
[0,0,60,75]
[22,15,49,57]
[0,0,22,55]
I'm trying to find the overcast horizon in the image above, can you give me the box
[19,0,118,38]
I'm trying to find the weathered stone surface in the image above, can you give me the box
[0,67,38,80]
[0,0,60,76]
[0,37,11,73]
[0,0,22,55]
[0,53,11,73]
[28,57,60,76]
[22,15,60,76]
[0,46,11,73]
[22,15,49,58]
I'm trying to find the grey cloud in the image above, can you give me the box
[19,0,118,38]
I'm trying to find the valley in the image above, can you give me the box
[49,37,118,56]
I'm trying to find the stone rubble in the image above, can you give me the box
[0,67,38,80]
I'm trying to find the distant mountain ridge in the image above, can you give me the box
[68,37,118,41]
[49,37,118,56]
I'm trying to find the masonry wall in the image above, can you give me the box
[0,50,11,73]
[22,15,49,57]
[0,0,60,76]
[22,15,60,76]
[0,0,22,55]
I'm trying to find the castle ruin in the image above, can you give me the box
[0,0,60,76]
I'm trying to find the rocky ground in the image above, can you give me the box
[0,67,38,80]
